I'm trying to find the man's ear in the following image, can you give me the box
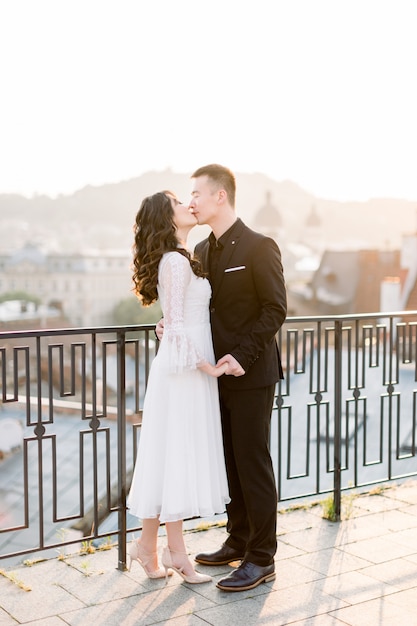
[218,189,227,204]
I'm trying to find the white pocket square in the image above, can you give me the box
[224,265,246,273]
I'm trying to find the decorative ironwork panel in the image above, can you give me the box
[275,313,417,504]
[0,325,156,563]
[1,314,416,565]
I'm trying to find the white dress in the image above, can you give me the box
[127,251,230,523]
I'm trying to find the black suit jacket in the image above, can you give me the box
[195,219,287,390]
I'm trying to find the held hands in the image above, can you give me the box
[198,360,229,378]
[198,355,245,378]
[216,354,245,377]
[155,317,244,378]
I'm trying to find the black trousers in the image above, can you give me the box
[218,383,277,566]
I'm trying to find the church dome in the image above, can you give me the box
[255,191,282,229]
[306,204,321,228]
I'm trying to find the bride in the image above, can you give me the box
[127,190,229,584]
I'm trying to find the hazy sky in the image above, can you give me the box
[1,0,416,202]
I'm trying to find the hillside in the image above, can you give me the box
[0,169,416,253]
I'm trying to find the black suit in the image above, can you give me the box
[195,218,287,566]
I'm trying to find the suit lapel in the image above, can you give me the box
[211,220,245,301]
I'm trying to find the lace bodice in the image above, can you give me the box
[158,251,212,373]
[127,250,229,524]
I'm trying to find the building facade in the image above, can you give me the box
[0,243,132,327]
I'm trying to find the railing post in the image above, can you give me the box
[116,330,127,571]
[333,319,342,521]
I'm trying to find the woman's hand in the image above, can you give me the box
[216,354,245,377]
[198,360,229,378]
[155,318,164,341]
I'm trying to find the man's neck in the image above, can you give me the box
[211,214,238,240]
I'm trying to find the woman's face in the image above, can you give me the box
[168,194,197,230]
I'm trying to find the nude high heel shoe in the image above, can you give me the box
[161,546,212,584]
[128,539,171,579]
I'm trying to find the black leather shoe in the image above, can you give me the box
[216,560,275,591]
[195,544,245,566]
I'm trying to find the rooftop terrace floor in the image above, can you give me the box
[1,480,417,625]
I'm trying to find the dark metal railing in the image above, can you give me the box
[1,312,417,568]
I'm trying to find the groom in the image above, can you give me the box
[189,164,287,591]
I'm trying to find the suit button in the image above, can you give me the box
[210,307,215,313]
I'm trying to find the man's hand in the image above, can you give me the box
[216,354,245,377]
[155,318,164,341]
[198,360,229,378]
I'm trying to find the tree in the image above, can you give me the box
[112,296,162,326]
[0,291,41,305]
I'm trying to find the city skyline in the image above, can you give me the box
[1,0,416,203]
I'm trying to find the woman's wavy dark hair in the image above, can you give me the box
[132,191,205,306]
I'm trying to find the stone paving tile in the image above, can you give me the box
[405,552,417,564]
[275,540,305,560]
[194,594,279,626]
[363,508,417,531]
[277,507,325,531]
[0,607,18,626]
[61,584,216,626]
[65,548,121,575]
[279,524,340,551]
[384,483,417,505]
[270,559,325,589]
[337,534,412,564]
[178,574,276,607]
[322,570,400,604]
[292,546,373,576]
[63,565,146,606]
[164,618,210,626]
[0,572,85,623]
[184,526,226,552]
[2,480,417,626]
[180,529,227,561]
[381,586,417,610]
[0,554,137,623]
[330,516,392,546]
[401,503,417,516]
[18,616,67,626]
[359,558,417,591]
[290,616,350,625]
[384,526,417,550]
[330,596,417,626]
[352,493,409,513]
[195,579,348,626]
[8,555,98,589]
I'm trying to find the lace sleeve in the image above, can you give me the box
[159,252,204,373]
